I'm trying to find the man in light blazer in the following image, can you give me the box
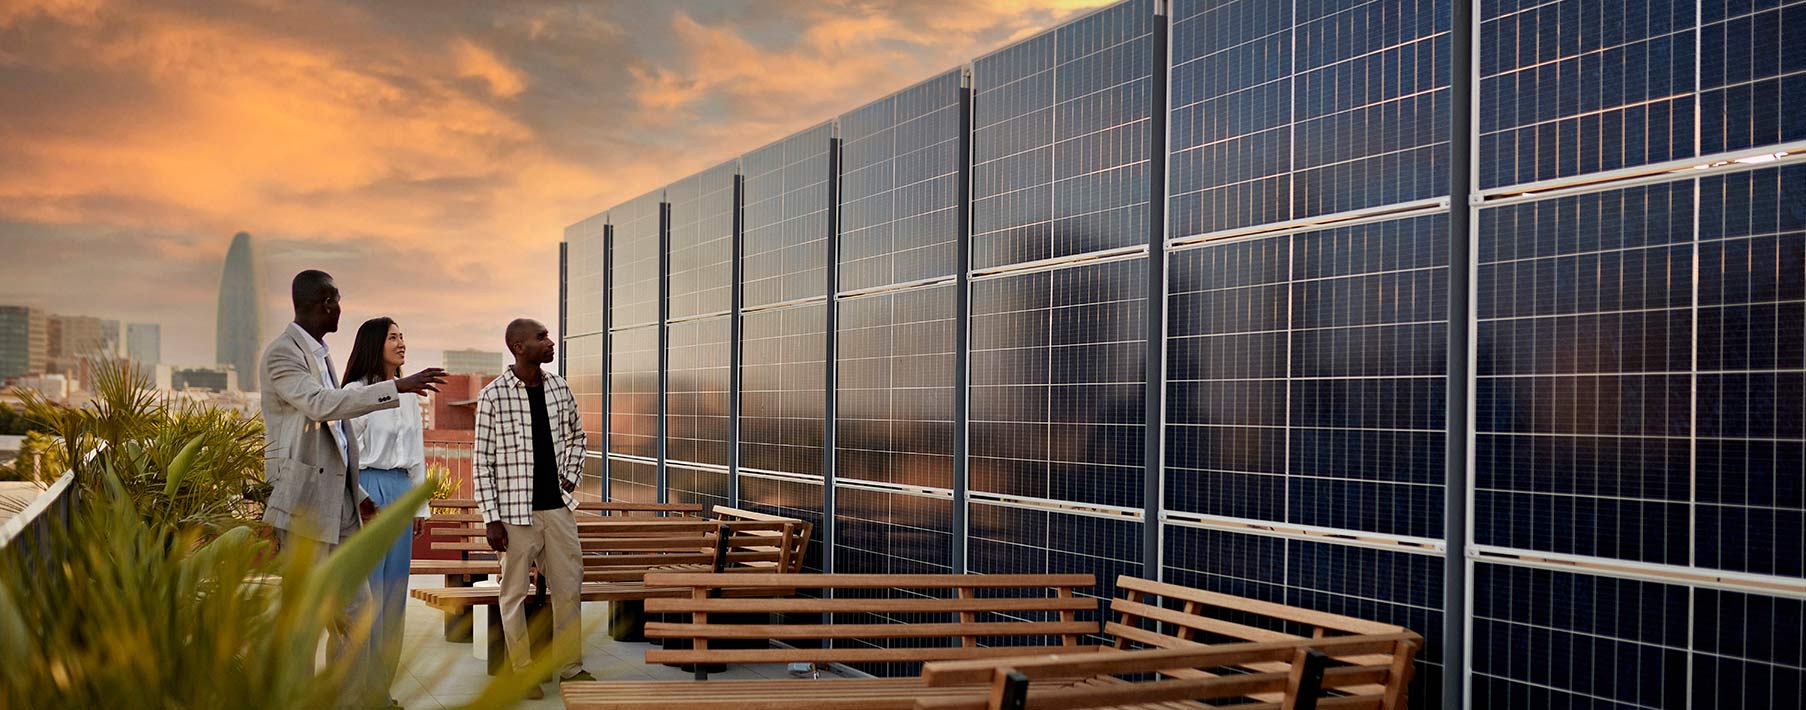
[261,269,444,709]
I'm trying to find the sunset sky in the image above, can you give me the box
[0,0,1109,372]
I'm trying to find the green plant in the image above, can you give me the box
[0,466,562,708]
[13,359,265,534]
[427,462,462,515]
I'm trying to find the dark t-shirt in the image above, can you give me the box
[525,384,564,511]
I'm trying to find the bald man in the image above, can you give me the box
[472,318,593,696]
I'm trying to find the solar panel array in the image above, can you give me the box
[563,213,608,465]
[558,0,1803,706]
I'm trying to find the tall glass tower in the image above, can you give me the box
[215,231,264,391]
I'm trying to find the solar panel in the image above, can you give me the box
[1700,1,1806,155]
[1169,0,1450,238]
[606,324,659,461]
[1166,213,1449,539]
[610,190,663,329]
[835,285,957,490]
[607,456,657,504]
[668,161,738,319]
[739,302,826,478]
[666,316,731,468]
[838,70,964,292]
[668,463,730,512]
[969,257,1148,509]
[971,0,1154,270]
[563,213,608,337]
[968,501,1143,602]
[742,123,834,308]
[1479,0,1698,189]
[564,333,605,451]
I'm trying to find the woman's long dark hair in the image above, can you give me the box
[341,317,399,386]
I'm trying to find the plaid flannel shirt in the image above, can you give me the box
[472,367,585,525]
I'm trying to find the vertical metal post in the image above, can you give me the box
[657,201,671,503]
[602,223,614,500]
[730,174,745,507]
[1143,0,1171,581]
[952,71,974,574]
[822,133,841,574]
[1445,1,1475,708]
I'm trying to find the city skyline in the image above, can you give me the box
[0,0,1114,375]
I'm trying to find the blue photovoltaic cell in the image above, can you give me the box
[969,257,1147,509]
[1477,166,1804,575]
[1168,0,1450,238]
[1479,0,1698,189]
[740,475,827,573]
[607,324,659,460]
[969,502,1142,601]
[739,302,826,477]
[1473,563,1805,709]
[971,0,1154,270]
[838,71,963,292]
[610,190,663,329]
[564,213,607,337]
[1162,526,1445,705]
[667,161,738,320]
[742,123,833,309]
[564,333,605,452]
[666,316,731,468]
[836,285,956,490]
[1166,214,1449,538]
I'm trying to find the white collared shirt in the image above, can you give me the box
[286,322,350,464]
[349,389,428,518]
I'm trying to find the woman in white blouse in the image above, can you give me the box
[341,316,426,710]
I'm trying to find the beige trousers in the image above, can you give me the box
[498,507,585,678]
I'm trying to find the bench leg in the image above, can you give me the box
[442,574,481,643]
[608,599,646,642]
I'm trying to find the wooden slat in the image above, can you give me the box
[1114,576,1404,636]
[1108,599,1293,643]
[645,620,1099,640]
[562,678,999,710]
[643,645,1108,665]
[920,634,1420,686]
[643,596,1097,615]
[644,573,1095,589]
[430,499,703,514]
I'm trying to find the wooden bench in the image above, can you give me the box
[566,571,1103,700]
[413,499,706,641]
[411,518,810,674]
[560,574,1421,710]
[914,632,1422,710]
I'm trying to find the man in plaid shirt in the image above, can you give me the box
[474,318,594,696]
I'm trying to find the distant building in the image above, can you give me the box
[0,306,47,379]
[430,373,497,431]
[46,314,105,378]
[442,348,505,376]
[127,323,161,368]
[216,232,265,390]
[157,365,237,394]
[14,374,68,401]
[98,319,124,358]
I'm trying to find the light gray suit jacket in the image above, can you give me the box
[260,324,401,544]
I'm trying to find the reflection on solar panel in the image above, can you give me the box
[739,303,826,477]
[743,123,834,308]
[610,191,663,328]
[1169,0,1450,237]
[668,161,738,319]
[668,463,729,512]
[666,316,731,468]
[740,475,827,573]
[970,257,1147,508]
[1167,214,1449,538]
[563,213,607,337]
[839,71,963,292]
[835,285,957,490]
[968,501,1142,602]
[563,333,605,451]
[608,456,657,504]
[971,0,1154,270]
[606,325,659,460]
